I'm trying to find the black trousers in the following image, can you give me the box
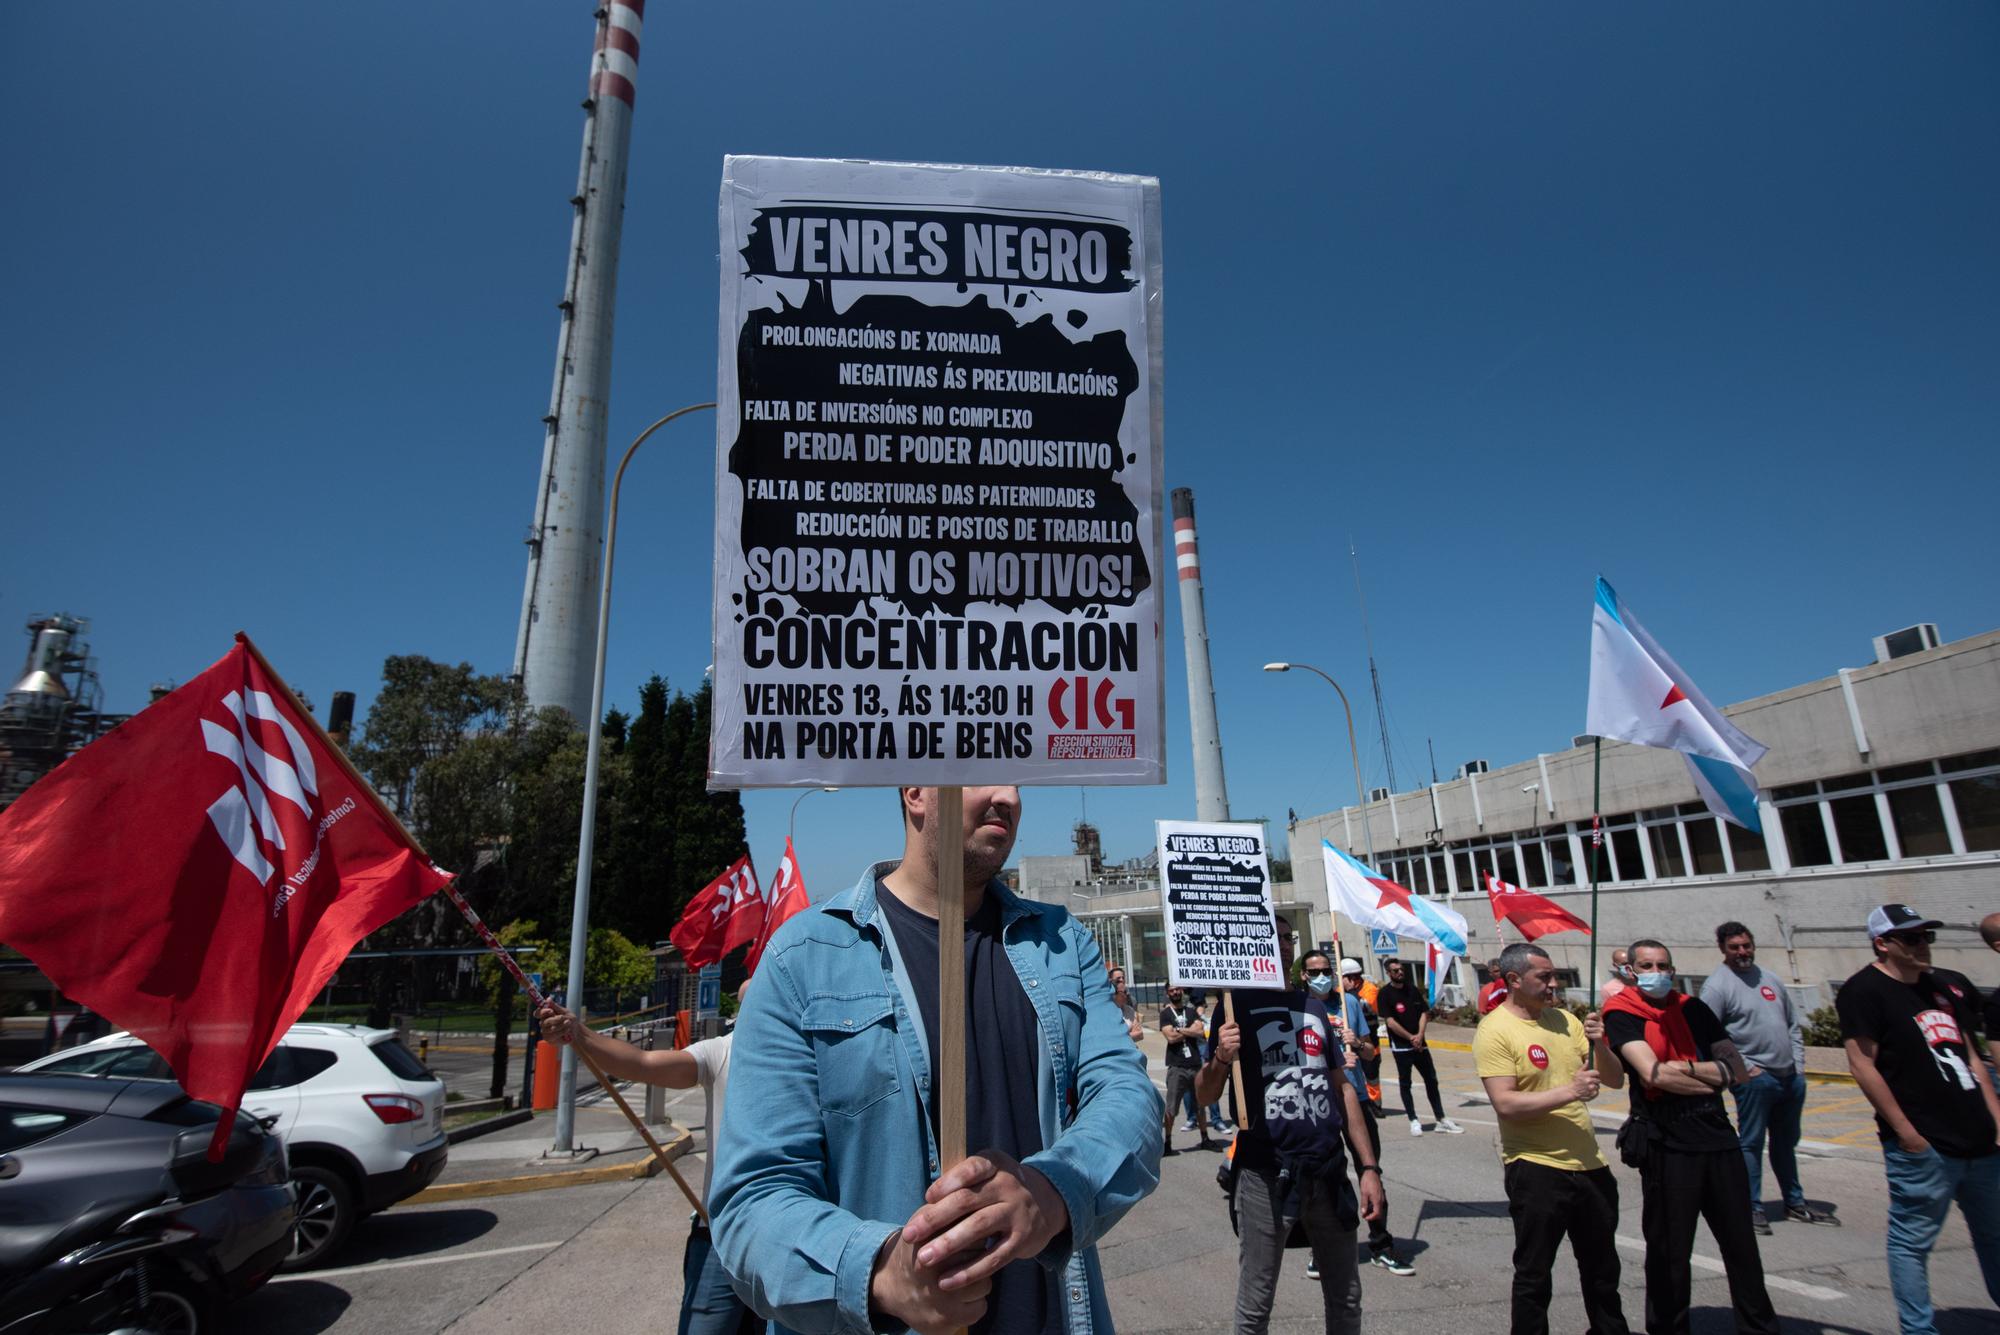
[1503,1159,1630,1335]
[1640,1144,1779,1335]
[1341,1094,1393,1254]
[1391,1046,1446,1120]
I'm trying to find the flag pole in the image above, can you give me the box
[1587,738,1602,992]
[934,785,968,1233]
[234,635,703,1214]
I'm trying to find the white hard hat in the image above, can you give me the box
[1339,958,1363,975]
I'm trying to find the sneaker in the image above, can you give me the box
[1370,1252,1416,1277]
[1178,1120,1199,1132]
[1209,1119,1231,1132]
[1304,1258,1320,1280]
[1784,1203,1840,1226]
[1751,1208,1771,1236]
[1162,1144,1179,1157]
[1408,1119,1424,1137]
[1434,1118,1465,1135]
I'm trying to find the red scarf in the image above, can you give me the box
[1601,985,1698,1102]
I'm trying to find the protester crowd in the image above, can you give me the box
[533,784,1999,1335]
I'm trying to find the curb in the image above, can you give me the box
[411,1126,693,1203]
[446,1108,534,1144]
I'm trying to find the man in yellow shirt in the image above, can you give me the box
[1474,942,1630,1335]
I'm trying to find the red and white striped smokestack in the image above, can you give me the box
[1172,488,1231,822]
[513,0,647,724]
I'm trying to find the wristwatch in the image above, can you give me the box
[1358,1164,1382,1177]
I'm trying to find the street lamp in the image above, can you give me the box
[554,401,715,1156]
[789,786,839,844]
[1263,662,1375,867]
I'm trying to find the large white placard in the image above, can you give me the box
[709,156,1165,788]
[1157,820,1284,989]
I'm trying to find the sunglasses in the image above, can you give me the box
[1884,929,1936,946]
[1303,967,1333,978]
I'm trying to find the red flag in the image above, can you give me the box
[1482,871,1591,940]
[745,837,808,976]
[667,866,735,967]
[716,855,765,956]
[0,636,450,1155]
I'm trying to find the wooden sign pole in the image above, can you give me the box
[933,785,968,1335]
[1221,992,1251,1131]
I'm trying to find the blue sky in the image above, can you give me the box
[5,3,1996,906]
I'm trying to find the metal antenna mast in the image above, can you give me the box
[1349,540,1397,793]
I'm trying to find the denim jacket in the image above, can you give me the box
[709,863,1163,1334]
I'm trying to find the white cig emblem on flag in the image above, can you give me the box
[201,689,319,886]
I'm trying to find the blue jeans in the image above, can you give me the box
[1882,1146,2000,1335]
[1179,1085,1226,1127]
[1730,1069,1807,1210]
[679,1225,760,1335]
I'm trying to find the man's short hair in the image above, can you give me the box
[1496,943,1549,983]
[1629,938,1671,968]
[1715,921,1752,948]
[1386,957,1407,972]
[1980,913,2000,949]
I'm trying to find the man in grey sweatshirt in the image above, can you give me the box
[1700,922,1840,1234]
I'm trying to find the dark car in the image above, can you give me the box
[0,1075,294,1332]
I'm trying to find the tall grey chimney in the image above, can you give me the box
[1172,488,1231,821]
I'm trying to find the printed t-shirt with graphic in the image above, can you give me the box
[687,1035,732,1213]
[1206,989,1347,1174]
[1839,963,1997,1158]
[1603,998,1740,1153]
[1159,1002,1204,1070]
[1473,1004,1605,1171]
[1698,962,1805,1074]
[1376,981,1426,1053]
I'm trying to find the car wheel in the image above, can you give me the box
[281,1165,356,1271]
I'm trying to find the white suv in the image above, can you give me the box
[18,1022,448,1269]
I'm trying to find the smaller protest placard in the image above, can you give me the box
[1156,820,1284,988]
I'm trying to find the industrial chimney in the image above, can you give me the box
[511,0,647,724]
[1172,488,1231,822]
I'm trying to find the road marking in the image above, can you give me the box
[1613,1234,1844,1301]
[270,1241,561,1282]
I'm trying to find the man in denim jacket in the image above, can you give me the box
[710,786,1162,1334]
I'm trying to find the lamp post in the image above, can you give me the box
[1264,662,1375,869]
[553,401,715,1156]
[789,786,839,845]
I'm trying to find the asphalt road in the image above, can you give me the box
[225,1045,1999,1333]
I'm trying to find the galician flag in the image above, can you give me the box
[1586,577,1769,831]
[1425,941,1455,1009]
[1320,840,1468,957]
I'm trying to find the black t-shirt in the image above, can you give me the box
[877,886,1060,1335]
[1837,964,1997,1159]
[1206,989,1347,1174]
[1160,1002,1204,1069]
[1604,997,1740,1153]
[1376,982,1425,1052]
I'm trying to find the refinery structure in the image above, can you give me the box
[0,616,130,812]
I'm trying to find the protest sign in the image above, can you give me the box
[1157,820,1284,988]
[709,156,1165,787]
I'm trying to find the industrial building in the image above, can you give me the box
[1017,624,1999,1004]
[0,616,128,811]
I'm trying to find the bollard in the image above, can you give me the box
[417,1036,430,1066]
[531,1039,561,1111]
[643,1030,665,1125]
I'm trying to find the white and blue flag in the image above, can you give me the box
[1585,577,1769,831]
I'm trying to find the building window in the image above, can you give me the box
[1429,853,1449,897]
[1545,828,1577,885]
[1727,821,1771,872]
[1494,847,1520,888]
[1647,822,1687,879]
[1950,772,2000,853]
[1886,785,1952,858]
[1518,841,1546,888]
[1609,827,1643,882]
[1828,792,1889,864]
[1453,850,1474,898]
[1778,803,1833,868]
[1685,817,1726,876]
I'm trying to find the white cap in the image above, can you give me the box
[1866,903,1942,939]
[1339,957,1363,975]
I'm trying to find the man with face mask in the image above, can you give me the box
[1315,952,1415,1279]
[1604,940,1778,1335]
[1599,947,1633,1006]
[1699,921,1836,1234]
